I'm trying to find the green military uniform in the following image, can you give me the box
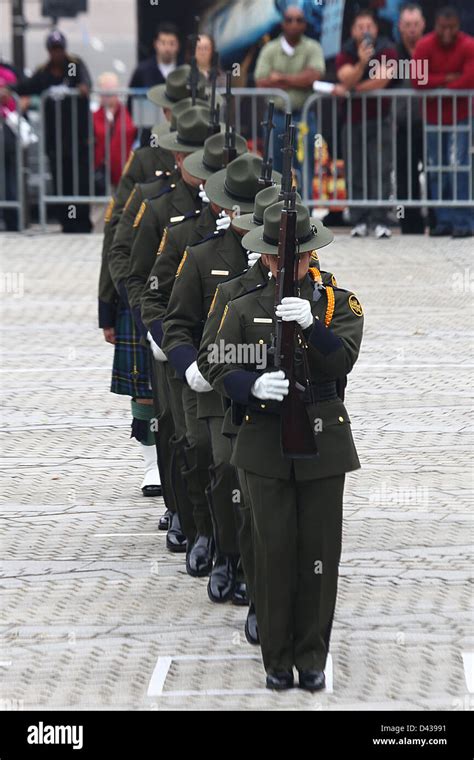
[108,173,175,299]
[97,146,177,329]
[208,202,363,685]
[141,205,218,542]
[162,154,281,598]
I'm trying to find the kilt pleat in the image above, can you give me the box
[111,303,153,398]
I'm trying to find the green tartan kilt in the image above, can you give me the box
[111,302,153,398]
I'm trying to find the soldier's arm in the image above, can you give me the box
[305,290,364,377]
[108,185,142,299]
[140,226,184,345]
[197,283,228,382]
[127,202,163,335]
[108,150,146,238]
[97,201,119,329]
[208,301,260,404]
[162,250,204,378]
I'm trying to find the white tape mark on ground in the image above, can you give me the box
[462,652,474,693]
[147,656,173,696]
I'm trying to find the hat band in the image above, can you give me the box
[253,213,263,225]
[262,229,314,247]
[223,180,255,203]
[175,134,206,147]
[202,155,222,172]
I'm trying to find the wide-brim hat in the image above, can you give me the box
[232,184,302,231]
[183,132,248,180]
[158,105,214,154]
[147,64,207,108]
[204,154,281,214]
[151,121,171,140]
[241,201,334,254]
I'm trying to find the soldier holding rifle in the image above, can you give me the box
[208,123,364,691]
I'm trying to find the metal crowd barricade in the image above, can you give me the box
[301,89,474,211]
[0,93,25,231]
[35,86,290,230]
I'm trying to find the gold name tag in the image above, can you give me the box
[254,318,272,323]
[211,269,229,276]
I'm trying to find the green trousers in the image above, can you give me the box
[206,416,241,556]
[243,470,345,673]
[180,384,213,538]
[148,355,175,513]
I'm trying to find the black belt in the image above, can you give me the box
[302,380,338,402]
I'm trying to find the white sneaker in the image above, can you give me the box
[351,223,368,237]
[375,224,392,239]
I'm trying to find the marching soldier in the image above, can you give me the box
[208,201,363,691]
[161,154,280,597]
[140,130,248,559]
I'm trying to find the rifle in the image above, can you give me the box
[222,71,237,165]
[188,16,200,105]
[273,122,319,458]
[207,51,221,136]
[258,100,275,188]
[278,113,292,199]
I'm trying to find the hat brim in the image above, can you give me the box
[183,132,247,180]
[241,218,334,255]
[231,213,259,232]
[147,84,177,108]
[205,168,282,213]
[151,122,171,139]
[157,132,205,154]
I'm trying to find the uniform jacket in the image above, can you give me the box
[208,273,364,480]
[126,179,201,331]
[141,204,217,344]
[97,144,177,328]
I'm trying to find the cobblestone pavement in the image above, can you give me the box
[1,231,472,711]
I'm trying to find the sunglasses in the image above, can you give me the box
[284,16,305,24]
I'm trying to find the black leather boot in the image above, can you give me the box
[166,512,187,553]
[158,509,171,531]
[244,603,259,645]
[207,554,239,603]
[186,535,214,577]
[298,670,326,692]
[266,670,294,690]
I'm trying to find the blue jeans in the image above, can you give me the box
[426,119,473,230]
[273,108,317,194]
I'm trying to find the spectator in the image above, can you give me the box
[15,30,93,233]
[93,72,137,193]
[395,3,426,234]
[254,5,325,186]
[336,9,398,239]
[128,23,180,91]
[412,6,474,238]
[0,63,19,231]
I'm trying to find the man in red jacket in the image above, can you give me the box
[412,6,474,237]
[93,72,137,192]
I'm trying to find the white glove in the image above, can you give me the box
[216,210,231,231]
[185,361,212,393]
[247,250,261,268]
[198,183,209,204]
[147,331,167,362]
[251,370,289,402]
[275,297,313,330]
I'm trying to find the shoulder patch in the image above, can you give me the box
[124,186,137,212]
[121,151,135,178]
[348,294,363,317]
[104,197,115,223]
[331,274,338,287]
[176,250,188,277]
[157,227,168,256]
[217,303,229,334]
[133,201,147,228]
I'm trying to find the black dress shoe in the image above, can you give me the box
[266,670,294,691]
[186,535,214,577]
[158,509,171,531]
[207,554,238,603]
[142,483,162,497]
[244,603,259,645]
[298,669,326,692]
[232,580,248,606]
[166,512,187,553]
[429,224,452,237]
